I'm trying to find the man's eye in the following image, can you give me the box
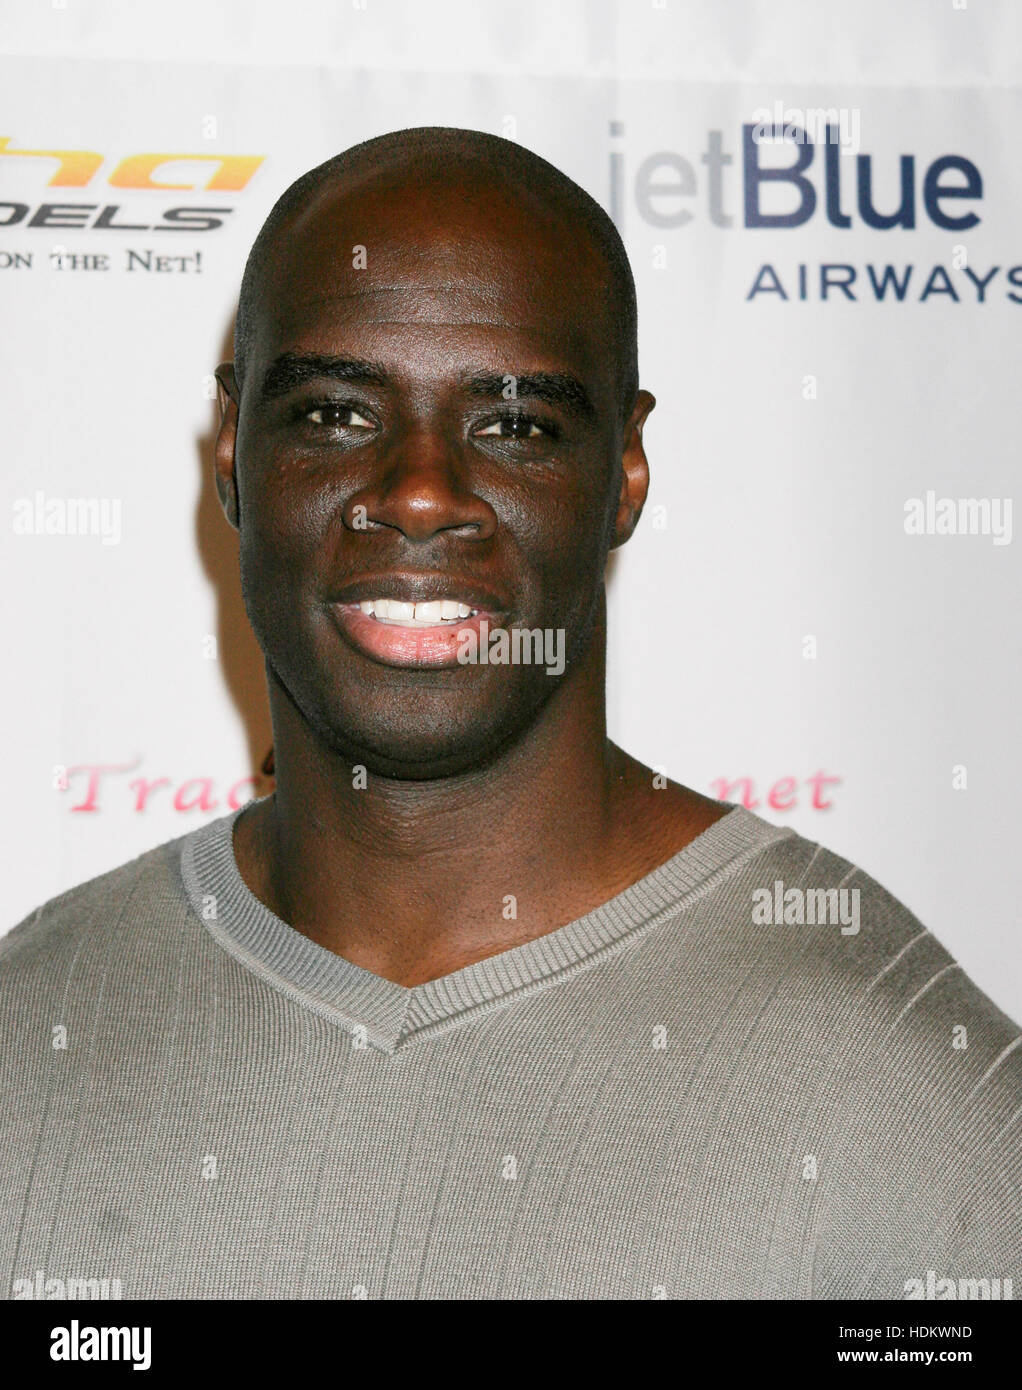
[474,417,545,440]
[304,404,374,429]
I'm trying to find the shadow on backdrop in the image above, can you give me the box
[194,319,275,793]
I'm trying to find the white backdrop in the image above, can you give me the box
[2,0,1019,1020]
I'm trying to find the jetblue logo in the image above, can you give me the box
[611,121,982,233]
[607,120,1022,303]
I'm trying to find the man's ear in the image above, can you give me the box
[213,362,241,531]
[610,389,655,548]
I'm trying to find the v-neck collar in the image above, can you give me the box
[180,799,791,1053]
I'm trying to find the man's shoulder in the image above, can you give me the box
[732,816,1022,1281]
[729,813,1022,1094]
[0,821,210,973]
[748,815,1011,1002]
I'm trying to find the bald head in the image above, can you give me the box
[233,126,639,420]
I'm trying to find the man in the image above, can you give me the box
[2,128,1019,1301]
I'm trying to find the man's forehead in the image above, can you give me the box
[268,281,589,332]
[258,267,611,385]
[253,311,610,412]
[272,238,597,308]
[248,175,619,394]
[269,174,608,304]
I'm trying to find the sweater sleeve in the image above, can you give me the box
[808,891,1022,1300]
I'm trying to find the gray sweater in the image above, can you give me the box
[2,803,1019,1300]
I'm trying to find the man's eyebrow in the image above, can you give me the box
[257,353,598,421]
[258,352,390,402]
[464,371,597,421]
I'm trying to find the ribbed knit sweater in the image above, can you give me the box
[2,803,1020,1300]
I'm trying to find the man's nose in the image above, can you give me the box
[343,425,497,542]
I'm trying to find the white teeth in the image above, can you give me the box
[356,597,481,626]
[385,599,415,620]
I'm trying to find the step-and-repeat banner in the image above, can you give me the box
[2,1,1018,1018]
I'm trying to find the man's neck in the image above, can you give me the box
[233,636,727,987]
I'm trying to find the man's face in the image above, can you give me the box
[217,167,652,778]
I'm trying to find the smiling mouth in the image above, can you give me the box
[356,598,480,627]
[330,591,505,669]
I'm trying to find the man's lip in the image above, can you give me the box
[329,573,510,614]
[329,603,503,669]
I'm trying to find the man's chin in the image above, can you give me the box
[302,687,551,781]
[266,648,572,781]
[315,722,523,782]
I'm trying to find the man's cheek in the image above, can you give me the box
[244,503,316,570]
